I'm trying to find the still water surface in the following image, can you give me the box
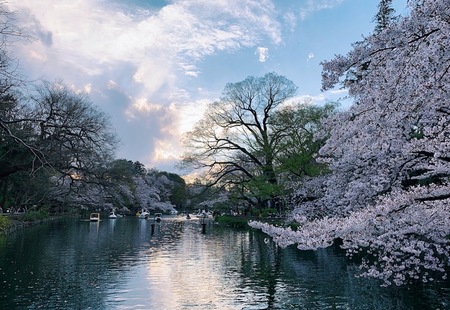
[0,217,449,309]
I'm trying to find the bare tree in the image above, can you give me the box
[32,81,118,179]
[0,80,119,210]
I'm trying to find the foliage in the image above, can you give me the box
[0,5,184,214]
[0,215,11,232]
[32,81,118,173]
[184,181,230,211]
[182,72,296,196]
[0,2,193,219]
[0,15,120,211]
[251,0,450,286]
[0,170,53,210]
[157,171,187,208]
[271,101,338,179]
[46,166,184,214]
[215,215,249,229]
[19,210,48,222]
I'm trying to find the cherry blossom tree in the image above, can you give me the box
[251,0,450,286]
[48,164,183,214]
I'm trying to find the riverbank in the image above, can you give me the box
[0,212,65,235]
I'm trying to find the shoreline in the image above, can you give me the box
[0,215,66,235]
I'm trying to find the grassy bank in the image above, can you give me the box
[0,211,60,235]
[215,215,250,228]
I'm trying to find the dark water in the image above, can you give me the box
[0,217,449,309]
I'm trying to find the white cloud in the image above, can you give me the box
[256,47,269,63]
[84,83,92,94]
[8,0,283,170]
[171,99,209,134]
[107,80,118,89]
[9,0,282,94]
[6,0,344,172]
[152,139,179,162]
[185,71,199,77]
[284,12,297,32]
[125,98,162,119]
[299,0,344,20]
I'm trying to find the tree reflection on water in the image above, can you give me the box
[0,217,448,309]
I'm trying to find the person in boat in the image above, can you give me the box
[186,213,191,219]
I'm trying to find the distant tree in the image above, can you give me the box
[133,161,146,176]
[373,0,396,33]
[185,181,219,210]
[157,171,187,208]
[0,5,30,182]
[0,4,178,213]
[107,159,136,182]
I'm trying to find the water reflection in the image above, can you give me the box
[0,217,448,309]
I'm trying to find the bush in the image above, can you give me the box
[215,215,249,229]
[0,215,12,232]
[20,210,48,222]
[261,208,277,217]
[250,208,277,217]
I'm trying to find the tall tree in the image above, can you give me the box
[182,73,336,210]
[181,72,297,208]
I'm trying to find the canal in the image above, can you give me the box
[0,216,449,309]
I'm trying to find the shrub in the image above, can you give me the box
[20,210,48,222]
[215,215,249,229]
[0,215,12,232]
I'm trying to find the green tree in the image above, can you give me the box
[271,101,338,178]
[133,161,146,176]
[107,159,136,182]
[157,171,187,208]
[373,0,396,34]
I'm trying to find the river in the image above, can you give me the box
[0,216,449,309]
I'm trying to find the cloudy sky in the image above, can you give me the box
[7,0,407,174]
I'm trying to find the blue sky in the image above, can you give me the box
[8,0,408,174]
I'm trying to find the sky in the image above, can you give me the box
[6,0,408,174]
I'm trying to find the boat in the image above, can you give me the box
[90,213,100,222]
[108,211,117,219]
[194,210,213,219]
[138,210,150,219]
[154,213,162,222]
